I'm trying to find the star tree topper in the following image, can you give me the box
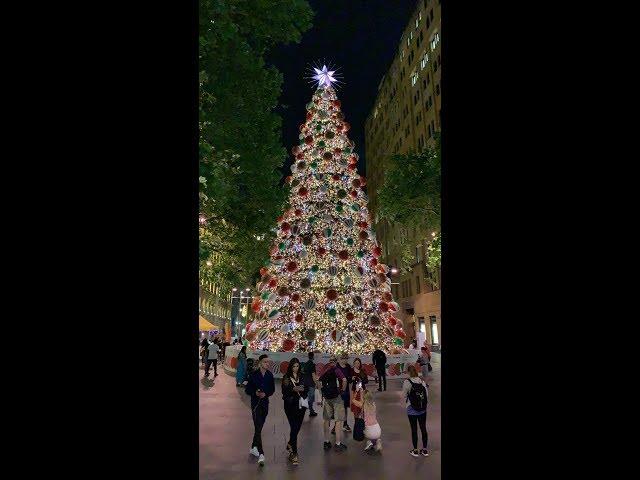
[313,65,337,89]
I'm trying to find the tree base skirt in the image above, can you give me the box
[222,345,421,379]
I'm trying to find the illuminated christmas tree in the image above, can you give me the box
[244,66,407,355]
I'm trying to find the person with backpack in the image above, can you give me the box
[402,364,429,457]
[245,354,275,466]
[205,340,219,378]
[372,349,387,391]
[318,355,348,452]
[302,352,318,417]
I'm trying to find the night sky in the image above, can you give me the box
[267,0,418,179]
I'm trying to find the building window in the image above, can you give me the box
[411,71,418,86]
[428,124,432,137]
[430,31,440,51]
[420,51,429,70]
[430,9,434,21]
[416,276,421,294]
[435,83,440,96]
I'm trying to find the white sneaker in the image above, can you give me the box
[258,454,265,466]
[364,440,374,451]
[250,447,259,457]
[375,439,383,451]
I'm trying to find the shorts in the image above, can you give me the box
[323,396,345,421]
[364,423,381,440]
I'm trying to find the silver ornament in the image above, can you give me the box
[328,266,338,276]
[304,298,316,309]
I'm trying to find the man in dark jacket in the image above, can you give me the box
[302,352,318,417]
[200,336,209,365]
[372,349,387,391]
[245,354,275,466]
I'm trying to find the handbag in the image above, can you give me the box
[299,396,309,409]
[353,417,365,441]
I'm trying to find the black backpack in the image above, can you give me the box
[407,379,428,411]
[320,368,340,399]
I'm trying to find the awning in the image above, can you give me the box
[199,315,220,331]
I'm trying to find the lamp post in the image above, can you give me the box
[231,288,254,339]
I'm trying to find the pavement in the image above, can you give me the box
[199,353,441,480]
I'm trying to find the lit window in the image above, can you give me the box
[430,32,440,51]
[411,71,418,86]
[420,52,429,69]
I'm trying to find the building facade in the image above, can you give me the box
[364,0,441,349]
[199,280,231,335]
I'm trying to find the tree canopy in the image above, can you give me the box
[199,0,313,292]
[376,136,441,282]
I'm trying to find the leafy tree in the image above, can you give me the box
[376,135,441,285]
[199,0,313,292]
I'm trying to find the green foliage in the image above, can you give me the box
[199,0,313,293]
[376,136,441,282]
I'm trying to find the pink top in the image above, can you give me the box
[363,403,378,426]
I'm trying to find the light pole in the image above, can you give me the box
[231,287,253,339]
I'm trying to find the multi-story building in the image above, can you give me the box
[365,0,441,349]
[199,280,231,336]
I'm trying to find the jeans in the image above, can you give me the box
[251,402,269,455]
[408,413,428,449]
[284,404,305,454]
[376,367,387,391]
[307,387,316,412]
[205,358,217,376]
[341,392,350,427]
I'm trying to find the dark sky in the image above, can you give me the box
[267,0,418,179]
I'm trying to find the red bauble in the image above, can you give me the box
[326,289,338,301]
[352,179,361,188]
[388,316,399,326]
[277,215,284,223]
[306,112,313,121]
[342,122,351,132]
[334,147,342,154]
[285,175,292,184]
[382,292,393,302]
[359,231,369,240]
[358,221,369,229]
[259,267,268,276]
[372,246,382,257]
[377,273,387,283]
[291,292,301,302]
[268,278,277,288]
[338,250,349,260]
[298,187,309,197]
[304,135,313,145]
[369,258,378,268]
[282,339,295,352]
[317,247,327,256]
[379,302,389,312]
[332,174,341,181]
[292,145,301,155]
[359,177,367,186]
[281,221,291,232]
[294,209,302,217]
[348,163,357,171]
[388,303,398,312]
[346,312,355,321]
[296,153,304,160]
[251,301,262,313]
[286,261,298,272]
[333,100,341,108]
[295,313,304,323]
[397,329,407,339]
[299,123,306,131]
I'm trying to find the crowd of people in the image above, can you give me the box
[200,335,236,378]
[233,341,434,467]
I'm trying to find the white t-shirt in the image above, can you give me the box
[207,343,220,358]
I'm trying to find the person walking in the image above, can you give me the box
[332,354,354,434]
[302,352,318,417]
[418,347,431,379]
[372,349,387,391]
[318,355,348,452]
[200,336,209,365]
[205,340,220,377]
[282,358,308,466]
[235,346,247,387]
[402,364,429,457]
[245,354,275,466]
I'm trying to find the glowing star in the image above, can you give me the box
[313,65,337,88]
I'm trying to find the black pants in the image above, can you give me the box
[284,404,305,454]
[205,358,217,376]
[376,367,387,391]
[408,413,428,449]
[342,393,350,428]
[251,402,269,455]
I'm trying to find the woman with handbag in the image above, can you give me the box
[281,358,308,466]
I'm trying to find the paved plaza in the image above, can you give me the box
[199,353,441,479]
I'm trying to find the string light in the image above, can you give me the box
[245,84,406,355]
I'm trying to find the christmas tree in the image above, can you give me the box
[244,67,407,355]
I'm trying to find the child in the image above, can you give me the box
[361,390,383,452]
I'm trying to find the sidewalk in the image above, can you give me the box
[199,353,441,479]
